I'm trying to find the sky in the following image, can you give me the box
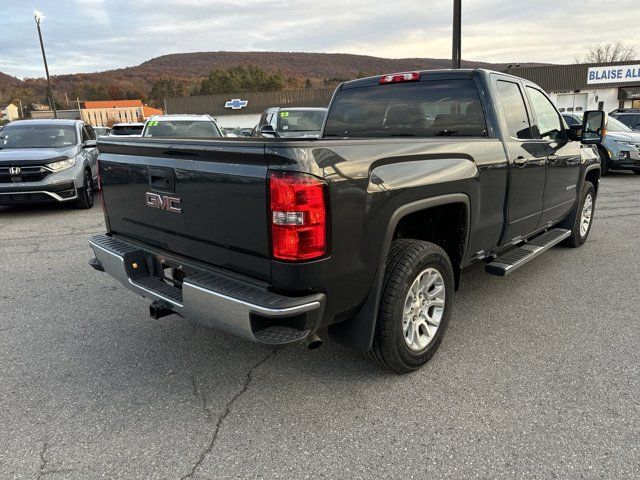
[1,0,639,79]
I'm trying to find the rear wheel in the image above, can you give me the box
[75,169,94,209]
[561,181,595,248]
[367,239,454,374]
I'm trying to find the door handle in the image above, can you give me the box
[513,156,527,167]
[547,154,559,163]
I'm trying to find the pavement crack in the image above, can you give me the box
[180,351,275,480]
[36,437,51,480]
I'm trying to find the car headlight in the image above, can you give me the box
[46,158,76,171]
[614,140,636,147]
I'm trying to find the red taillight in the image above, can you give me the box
[379,72,420,85]
[269,171,328,261]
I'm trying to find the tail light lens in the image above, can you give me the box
[269,171,328,261]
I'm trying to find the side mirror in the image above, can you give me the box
[259,125,279,138]
[581,111,607,144]
[83,139,97,148]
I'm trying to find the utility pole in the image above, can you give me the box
[34,10,57,119]
[17,99,24,119]
[76,97,83,121]
[452,0,462,69]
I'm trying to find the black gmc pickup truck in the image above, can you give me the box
[89,69,605,373]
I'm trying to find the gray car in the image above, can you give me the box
[0,119,99,208]
[563,113,640,175]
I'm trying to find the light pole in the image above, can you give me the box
[34,10,57,119]
[452,0,462,69]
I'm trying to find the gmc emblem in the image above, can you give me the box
[145,192,182,213]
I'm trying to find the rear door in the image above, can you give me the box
[494,77,547,242]
[524,85,581,226]
[99,140,271,280]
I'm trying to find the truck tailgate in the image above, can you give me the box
[98,139,271,280]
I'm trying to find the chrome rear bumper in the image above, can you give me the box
[89,234,325,345]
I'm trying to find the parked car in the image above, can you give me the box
[0,119,98,208]
[93,126,111,136]
[109,122,144,137]
[253,107,327,138]
[142,115,222,139]
[563,113,640,175]
[609,109,640,132]
[90,69,603,373]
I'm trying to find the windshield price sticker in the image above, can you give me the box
[280,112,289,118]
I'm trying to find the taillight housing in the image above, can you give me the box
[269,171,328,261]
[379,72,420,84]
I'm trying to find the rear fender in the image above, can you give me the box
[328,193,470,351]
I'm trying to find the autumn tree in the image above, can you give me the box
[196,65,284,95]
[576,42,638,63]
[148,79,185,104]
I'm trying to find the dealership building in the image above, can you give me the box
[508,60,640,113]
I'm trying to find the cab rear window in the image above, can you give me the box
[323,79,487,138]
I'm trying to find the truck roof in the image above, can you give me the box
[341,68,516,89]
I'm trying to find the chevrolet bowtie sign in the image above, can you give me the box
[225,99,248,110]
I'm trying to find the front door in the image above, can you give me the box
[495,78,547,242]
[524,86,582,226]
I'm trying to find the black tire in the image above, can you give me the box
[560,181,595,248]
[75,169,95,209]
[597,147,609,176]
[367,239,454,374]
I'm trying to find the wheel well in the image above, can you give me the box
[585,169,600,196]
[392,203,467,288]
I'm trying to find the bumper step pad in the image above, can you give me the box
[254,326,310,346]
[485,228,571,276]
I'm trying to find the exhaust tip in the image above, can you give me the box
[304,332,323,350]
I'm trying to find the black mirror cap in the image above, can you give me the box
[581,110,607,145]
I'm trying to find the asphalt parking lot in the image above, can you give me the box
[0,173,638,479]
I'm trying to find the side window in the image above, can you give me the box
[270,113,278,128]
[526,87,563,140]
[84,124,97,140]
[496,80,532,139]
[81,125,90,142]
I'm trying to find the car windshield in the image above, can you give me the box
[606,117,632,132]
[562,115,581,126]
[143,120,221,138]
[111,125,143,135]
[277,110,326,132]
[0,124,77,149]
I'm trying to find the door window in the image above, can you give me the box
[526,87,563,140]
[81,126,91,142]
[84,125,97,140]
[496,80,532,139]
